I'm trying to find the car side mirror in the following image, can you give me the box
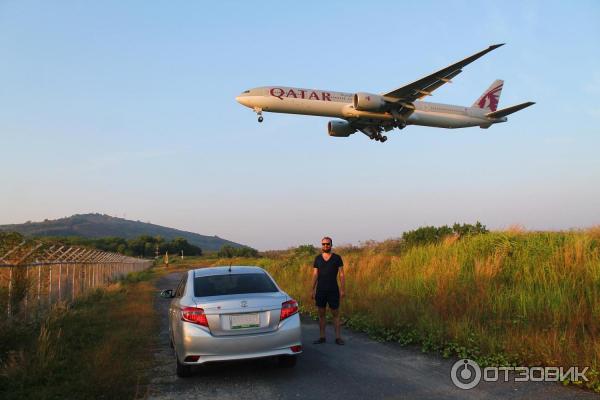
[160,289,174,298]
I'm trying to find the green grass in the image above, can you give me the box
[0,270,157,400]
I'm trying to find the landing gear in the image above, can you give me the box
[391,108,408,130]
[361,127,388,143]
[254,107,263,123]
[372,133,387,142]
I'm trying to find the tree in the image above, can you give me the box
[167,237,202,256]
[401,222,488,248]
[402,225,453,247]
[218,244,259,258]
[294,244,317,256]
[218,245,236,258]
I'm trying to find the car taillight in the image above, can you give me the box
[280,299,298,322]
[181,306,209,327]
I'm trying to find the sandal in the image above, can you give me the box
[313,337,326,344]
[335,338,345,345]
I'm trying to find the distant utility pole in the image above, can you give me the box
[181,250,184,259]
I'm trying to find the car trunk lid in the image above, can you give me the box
[194,292,286,336]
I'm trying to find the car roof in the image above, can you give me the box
[192,266,267,278]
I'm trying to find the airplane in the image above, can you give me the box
[235,44,534,143]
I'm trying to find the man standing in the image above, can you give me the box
[311,236,345,345]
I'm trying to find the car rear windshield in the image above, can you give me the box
[194,273,278,297]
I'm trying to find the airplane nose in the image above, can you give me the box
[236,95,251,107]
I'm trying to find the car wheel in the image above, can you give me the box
[176,355,193,378]
[278,355,297,368]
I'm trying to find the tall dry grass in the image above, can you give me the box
[212,230,600,391]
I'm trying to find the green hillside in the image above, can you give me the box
[0,213,244,251]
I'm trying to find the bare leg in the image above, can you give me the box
[332,308,341,339]
[318,307,327,338]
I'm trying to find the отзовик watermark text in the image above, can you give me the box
[450,359,589,390]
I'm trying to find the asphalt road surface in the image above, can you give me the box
[148,272,597,400]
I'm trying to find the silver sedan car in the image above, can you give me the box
[161,266,302,377]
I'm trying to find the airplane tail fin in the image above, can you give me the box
[472,79,503,112]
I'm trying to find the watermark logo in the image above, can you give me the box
[451,359,482,389]
[450,359,589,390]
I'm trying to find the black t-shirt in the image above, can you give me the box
[313,253,344,292]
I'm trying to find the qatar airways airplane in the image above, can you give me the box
[236,44,534,143]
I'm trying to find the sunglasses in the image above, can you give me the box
[321,243,332,246]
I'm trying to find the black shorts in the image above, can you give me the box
[315,290,340,309]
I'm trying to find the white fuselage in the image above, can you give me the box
[236,86,506,129]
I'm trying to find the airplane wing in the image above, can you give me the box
[382,44,505,103]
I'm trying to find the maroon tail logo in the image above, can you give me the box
[478,85,502,111]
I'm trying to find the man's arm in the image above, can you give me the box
[339,266,345,298]
[311,267,318,299]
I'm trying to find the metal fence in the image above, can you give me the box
[0,238,152,320]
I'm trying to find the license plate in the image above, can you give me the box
[230,313,260,329]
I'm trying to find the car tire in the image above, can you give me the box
[176,355,193,378]
[278,355,297,368]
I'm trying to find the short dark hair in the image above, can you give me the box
[321,236,332,245]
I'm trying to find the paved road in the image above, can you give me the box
[148,272,597,400]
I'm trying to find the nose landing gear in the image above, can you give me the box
[254,107,264,123]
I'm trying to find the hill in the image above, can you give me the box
[0,213,244,251]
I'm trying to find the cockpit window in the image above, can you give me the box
[243,90,250,94]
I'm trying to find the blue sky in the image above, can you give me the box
[1,1,599,250]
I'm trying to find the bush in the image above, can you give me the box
[217,245,259,258]
[402,222,488,248]
[293,244,317,257]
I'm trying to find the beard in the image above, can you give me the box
[322,248,332,254]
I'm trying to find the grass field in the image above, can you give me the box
[1,229,598,396]
[200,229,600,392]
[0,269,157,400]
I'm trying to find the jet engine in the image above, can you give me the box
[353,92,386,111]
[327,120,356,137]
